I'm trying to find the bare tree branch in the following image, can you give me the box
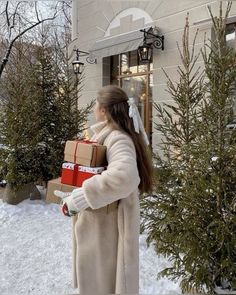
[34,2,40,23]
[5,2,10,28]
[61,1,72,25]
[8,1,22,41]
[0,2,58,78]
[12,2,23,28]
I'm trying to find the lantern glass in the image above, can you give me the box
[72,60,84,75]
[138,44,152,63]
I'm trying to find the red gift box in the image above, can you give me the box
[61,162,78,186]
[75,166,105,187]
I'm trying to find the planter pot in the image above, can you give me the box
[3,183,41,205]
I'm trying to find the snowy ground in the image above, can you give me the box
[0,197,181,295]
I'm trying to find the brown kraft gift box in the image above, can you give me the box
[46,177,77,204]
[64,140,107,167]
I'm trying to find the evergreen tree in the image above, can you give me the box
[141,3,236,294]
[30,28,92,184]
[30,38,62,182]
[0,39,41,190]
[198,2,236,290]
[0,24,92,200]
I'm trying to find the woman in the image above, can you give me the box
[55,85,153,293]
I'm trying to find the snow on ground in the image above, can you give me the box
[0,198,181,295]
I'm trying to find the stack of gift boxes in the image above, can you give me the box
[46,140,107,204]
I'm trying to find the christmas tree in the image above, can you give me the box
[141,3,236,293]
[0,27,92,203]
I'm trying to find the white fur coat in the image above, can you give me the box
[72,121,140,293]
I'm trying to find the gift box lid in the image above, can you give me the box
[64,140,107,167]
[62,162,77,170]
[78,166,105,174]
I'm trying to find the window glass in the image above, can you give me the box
[138,57,149,72]
[129,51,138,74]
[110,50,153,144]
[226,23,236,50]
[120,53,129,75]
[121,76,147,127]
[226,23,236,124]
[111,54,119,78]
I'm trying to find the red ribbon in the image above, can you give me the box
[73,140,98,163]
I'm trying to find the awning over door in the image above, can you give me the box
[90,29,144,58]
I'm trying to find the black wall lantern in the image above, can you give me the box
[138,27,164,63]
[72,49,96,75]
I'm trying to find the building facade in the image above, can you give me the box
[71,0,236,151]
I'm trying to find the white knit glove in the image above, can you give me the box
[54,188,89,217]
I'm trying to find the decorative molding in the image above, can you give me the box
[104,7,153,37]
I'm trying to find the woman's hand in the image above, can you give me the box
[54,188,89,217]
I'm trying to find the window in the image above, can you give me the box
[110,50,153,144]
[226,24,236,126]
[226,23,236,49]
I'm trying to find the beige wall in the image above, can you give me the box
[71,0,236,149]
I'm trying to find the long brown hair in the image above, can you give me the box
[97,85,153,194]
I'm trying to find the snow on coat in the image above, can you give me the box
[72,120,140,294]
